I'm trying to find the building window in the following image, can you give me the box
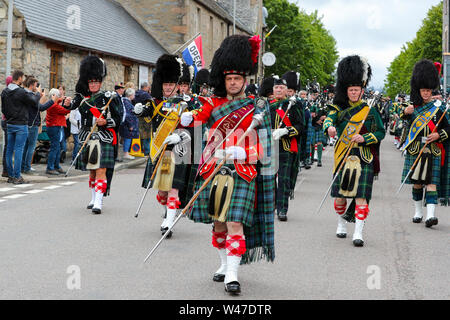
[209,16,213,50]
[124,65,131,84]
[196,8,201,33]
[49,50,61,89]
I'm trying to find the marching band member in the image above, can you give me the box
[323,55,385,247]
[180,35,275,295]
[400,59,450,227]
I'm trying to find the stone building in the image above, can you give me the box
[118,0,264,69]
[0,0,167,94]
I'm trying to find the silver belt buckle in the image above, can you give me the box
[421,137,428,144]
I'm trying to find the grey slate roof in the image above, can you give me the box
[14,0,166,65]
[194,0,253,35]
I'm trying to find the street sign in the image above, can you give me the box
[262,52,276,67]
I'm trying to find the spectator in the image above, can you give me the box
[69,109,81,161]
[134,82,152,156]
[21,76,55,174]
[120,88,139,160]
[1,70,41,184]
[58,85,68,162]
[1,75,13,177]
[45,89,71,175]
[124,82,136,90]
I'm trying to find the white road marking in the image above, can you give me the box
[59,181,77,186]
[23,190,45,194]
[3,194,27,199]
[44,185,62,190]
[0,188,15,193]
[14,184,34,189]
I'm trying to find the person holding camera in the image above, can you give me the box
[22,76,55,174]
[45,88,71,175]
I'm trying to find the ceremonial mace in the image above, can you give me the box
[315,92,381,215]
[65,92,117,177]
[396,99,450,195]
[143,106,266,263]
[134,102,188,218]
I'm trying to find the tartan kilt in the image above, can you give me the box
[306,121,315,146]
[187,165,257,227]
[276,151,296,213]
[76,141,116,170]
[401,145,441,186]
[331,157,374,200]
[313,127,326,144]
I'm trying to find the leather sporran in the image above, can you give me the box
[339,155,362,198]
[86,139,101,170]
[208,167,234,222]
[410,147,432,185]
[153,151,175,192]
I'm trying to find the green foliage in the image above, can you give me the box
[264,0,338,88]
[384,1,443,98]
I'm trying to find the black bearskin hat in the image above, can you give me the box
[151,54,183,99]
[75,56,107,96]
[273,75,287,86]
[180,63,194,84]
[259,77,274,98]
[334,55,372,108]
[192,69,210,95]
[210,35,260,97]
[324,84,335,94]
[282,71,300,91]
[245,84,258,96]
[194,69,210,86]
[410,59,440,106]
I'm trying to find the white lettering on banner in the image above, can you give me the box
[188,43,203,69]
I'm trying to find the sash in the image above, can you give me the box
[401,103,439,151]
[198,104,256,181]
[89,107,117,145]
[333,105,370,173]
[275,108,298,153]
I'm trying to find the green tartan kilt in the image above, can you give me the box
[141,156,196,207]
[331,158,374,200]
[187,165,256,227]
[313,128,326,144]
[76,141,115,170]
[401,147,441,186]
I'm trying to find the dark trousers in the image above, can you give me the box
[1,120,7,174]
[276,151,296,214]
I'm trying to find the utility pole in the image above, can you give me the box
[6,0,14,77]
[443,0,449,96]
[233,0,236,35]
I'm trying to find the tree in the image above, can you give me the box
[384,1,443,98]
[264,0,338,88]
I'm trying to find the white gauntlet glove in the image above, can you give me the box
[180,112,194,127]
[134,103,144,115]
[226,146,247,160]
[163,134,181,146]
[272,128,289,140]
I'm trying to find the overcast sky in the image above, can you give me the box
[288,0,442,89]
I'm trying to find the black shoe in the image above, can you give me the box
[336,233,347,239]
[317,161,322,167]
[425,217,438,228]
[162,228,173,238]
[87,204,94,210]
[7,177,14,183]
[353,239,364,247]
[278,212,288,222]
[92,208,102,215]
[412,217,423,223]
[213,274,225,282]
[46,170,59,176]
[305,164,311,169]
[225,281,241,295]
[13,177,27,185]
[2,171,9,178]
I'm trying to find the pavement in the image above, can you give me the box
[0,135,448,300]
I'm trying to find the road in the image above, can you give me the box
[0,135,448,300]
